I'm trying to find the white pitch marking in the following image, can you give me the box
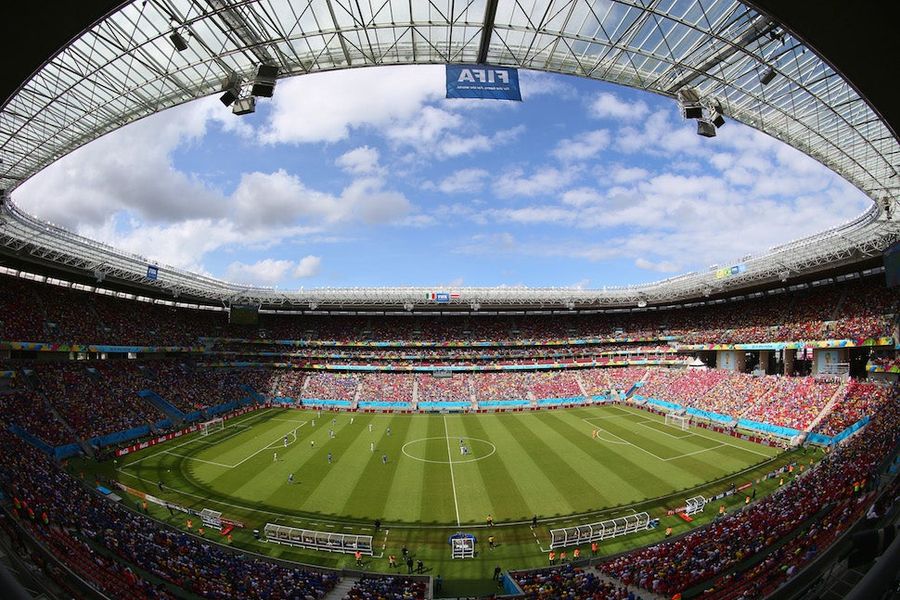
[231,422,307,468]
[664,443,728,461]
[163,451,233,468]
[443,415,462,527]
[122,409,271,467]
[614,405,774,458]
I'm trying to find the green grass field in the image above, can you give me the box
[76,404,815,597]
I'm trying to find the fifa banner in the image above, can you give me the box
[446,65,522,101]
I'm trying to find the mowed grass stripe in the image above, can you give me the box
[498,412,610,518]
[449,414,532,524]
[382,415,433,523]
[418,416,459,524]
[549,408,676,502]
[293,414,383,516]
[340,415,412,521]
[458,413,570,522]
[527,409,667,507]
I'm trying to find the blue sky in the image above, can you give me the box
[14,65,870,289]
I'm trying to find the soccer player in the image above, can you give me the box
[283,435,288,447]
[531,515,538,529]
[273,451,278,462]
[327,452,333,464]
[382,454,388,465]
[350,417,354,424]
[288,473,294,484]
[486,514,493,527]
[488,535,495,549]
[370,441,375,452]
[386,426,391,436]
[329,429,335,439]
[310,440,315,448]
[368,423,373,432]
[388,554,397,569]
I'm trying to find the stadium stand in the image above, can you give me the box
[415,373,472,403]
[512,563,645,599]
[0,428,340,599]
[598,397,899,596]
[0,272,895,346]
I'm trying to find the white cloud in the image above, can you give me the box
[495,166,578,198]
[294,255,322,278]
[259,65,445,144]
[336,146,382,175]
[226,259,297,286]
[437,168,489,194]
[561,187,603,206]
[610,165,650,184]
[224,255,322,285]
[634,257,680,273]
[552,129,610,162]
[15,98,228,229]
[589,92,648,120]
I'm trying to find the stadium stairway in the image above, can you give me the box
[595,573,667,600]
[574,371,589,398]
[805,380,848,433]
[137,390,185,426]
[323,576,359,600]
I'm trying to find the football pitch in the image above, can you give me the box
[85,404,810,596]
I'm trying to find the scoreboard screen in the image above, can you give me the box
[229,304,260,325]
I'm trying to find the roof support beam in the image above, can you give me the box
[477,0,499,64]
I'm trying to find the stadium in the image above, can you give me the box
[0,1,898,599]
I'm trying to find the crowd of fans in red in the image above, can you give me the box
[598,396,899,596]
[1,273,894,347]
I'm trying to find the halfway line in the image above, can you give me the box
[443,415,462,527]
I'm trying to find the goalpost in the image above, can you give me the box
[200,417,225,436]
[665,413,690,431]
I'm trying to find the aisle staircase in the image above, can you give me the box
[323,577,358,600]
[574,371,589,398]
[805,381,848,433]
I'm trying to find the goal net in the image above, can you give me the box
[665,413,689,431]
[200,418,225,436]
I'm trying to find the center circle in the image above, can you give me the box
[401,436,497,464]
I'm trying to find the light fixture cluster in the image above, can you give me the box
[677,88,726,138]
[216,64,280,116]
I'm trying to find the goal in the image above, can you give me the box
[200,418,225,436]
[665,413,689,431]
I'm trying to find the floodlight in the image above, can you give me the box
[169,31,188,52]
[760,67,777,85]
[711,112,726,128]
[232,96,256,115]
[677,88,703,120]
[697,119,717,137]
[251,64,278,97]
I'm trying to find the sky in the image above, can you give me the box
[13,65,871,290]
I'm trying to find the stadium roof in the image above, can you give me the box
[0,0,898,309]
